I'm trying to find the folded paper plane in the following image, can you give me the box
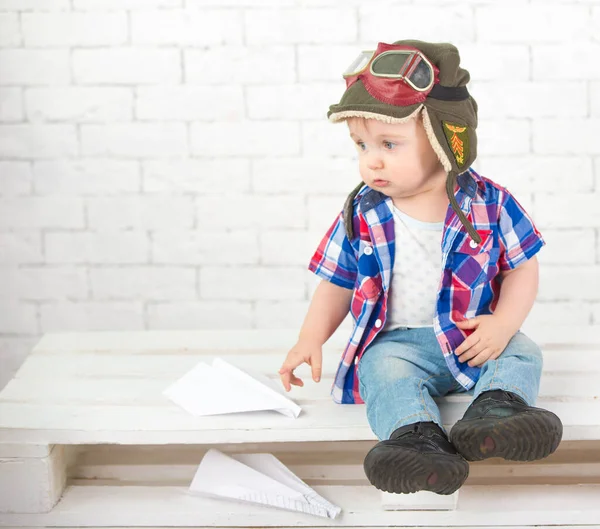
[163,357,302,418]
[188,449,341,519]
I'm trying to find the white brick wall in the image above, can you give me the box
[1,0,599,391]
[131,10,244,46]
[21,13,128,47]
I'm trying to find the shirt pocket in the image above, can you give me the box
[355,244,382,301]
[451,229,495,288]
[357,274,382,300]
[350,273,381,323]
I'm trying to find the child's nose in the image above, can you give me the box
[367,153,384,170]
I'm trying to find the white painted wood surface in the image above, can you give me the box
[3,527,597,529]
[0,445,66,514]
[0,444,51,458]
[67,440,600,486]
[0,329,599,445]
[1,484,599,527]
[0,327,599,526]
[381,490,459,511]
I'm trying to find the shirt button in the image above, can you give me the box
[374,319,382,328]
[469,239,478,249]
[364,246,373,255]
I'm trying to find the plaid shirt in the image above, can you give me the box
[308,168,545,404]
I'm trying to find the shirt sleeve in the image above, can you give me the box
[308,211,358,290]
[497,187,546,271]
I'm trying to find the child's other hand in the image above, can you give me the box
[454,315,514,367]
[278,340,323,392]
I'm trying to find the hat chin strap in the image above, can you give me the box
[421,107,481,244]
[445,171,481,244]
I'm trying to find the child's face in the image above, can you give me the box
[346,114,446,199]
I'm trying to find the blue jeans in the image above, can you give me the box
[357,326,543,440]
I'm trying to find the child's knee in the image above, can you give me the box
[359,354,420,386]
[504,332,543,369]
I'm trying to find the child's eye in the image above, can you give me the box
[356,141,366,151]
[383,140,397,150]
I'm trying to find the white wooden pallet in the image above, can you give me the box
[1,484,600,527]
[3,526,600,529]
[0,326,599,527]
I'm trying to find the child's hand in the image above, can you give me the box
[278,340,323,392]
[454,315,514,367]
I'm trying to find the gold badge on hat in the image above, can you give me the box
[442,121,469,168]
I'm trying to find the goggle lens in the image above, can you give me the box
[369,50,434,92]
[342,50,375,78]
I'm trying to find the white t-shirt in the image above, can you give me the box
[382,205,444,331]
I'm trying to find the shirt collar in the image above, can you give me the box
[359,169,479,215]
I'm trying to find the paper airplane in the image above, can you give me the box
[163,357,302,418]
[188,448,341,519]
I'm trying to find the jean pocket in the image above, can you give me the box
[358,375,368,401]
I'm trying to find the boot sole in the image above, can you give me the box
[450,410,563,462]
[363,442,469,495]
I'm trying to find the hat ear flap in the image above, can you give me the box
[421,107,453,173]
[343,181,365,240]
[422,98,478,175]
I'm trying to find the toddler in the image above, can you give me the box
[279,40,563,495]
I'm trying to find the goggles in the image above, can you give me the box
[342,43,440,106]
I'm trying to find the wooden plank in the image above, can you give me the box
[2,346,598,407]
[0,399,597,445]
[4,527,599,529]
[28,326,600,354]
[8,348,600,380]
[9,350,600,388]
[0,484,599,527]
[381,490,459,511]
[24,342,600,374]
[1,372,598,406]
[68,461,600,486]
[65,439,600,486]
[70,439,600,463]
[17,347,600,378]
[0,398,598,445]
[0,445,66,514]
[0,444,51,458]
